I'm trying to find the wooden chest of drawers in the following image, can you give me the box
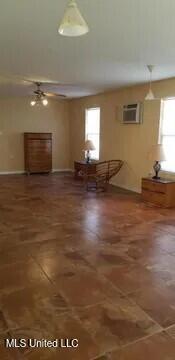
[24,133,52,174]
[142,177,175,208]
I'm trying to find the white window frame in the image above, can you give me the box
[85,107,100,160]
[159,98,175,173]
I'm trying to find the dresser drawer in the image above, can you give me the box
[24,133,52,140]
[142,179,166,194]
[142,189,166,206]
[74,161,97,180]
[28,160,52,171]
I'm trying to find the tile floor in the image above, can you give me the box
[0,173,175,359]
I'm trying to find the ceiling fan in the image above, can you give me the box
[0,73,69,103]
[30,81,67,107]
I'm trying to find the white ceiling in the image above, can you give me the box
[1,0,175,98]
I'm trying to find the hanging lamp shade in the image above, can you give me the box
[145,65,155,100]
[145,88,155,101]
[58,0,89,37]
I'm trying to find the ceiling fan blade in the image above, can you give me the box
[0,73,30,85]
[10,76,74,87]
[41,82,74,86]
[45,92,67,98]
[19,78,77,88]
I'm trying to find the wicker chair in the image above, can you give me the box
[83,160,123,191]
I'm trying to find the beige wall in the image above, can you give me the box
[0,97,70,172]
[2,77,175,193]
[69,78,175,193]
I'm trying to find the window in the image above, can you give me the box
[160,99,175,172]
[85,108,100,160]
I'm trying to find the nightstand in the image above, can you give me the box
[74,161,98,180]
[142,177,175,207]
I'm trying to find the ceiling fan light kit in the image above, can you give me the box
[42,98,49,106]
[30,100,36,107]
[58,0,89,37]
[145,65,155,100]
[30,99,48,107]
[30,83,49,107]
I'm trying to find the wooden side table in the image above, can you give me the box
[74,161,98,180]
[142,177,175,207]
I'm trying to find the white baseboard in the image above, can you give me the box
[110,180,141,194]
[52,169,73,173]
[0,171,25,175]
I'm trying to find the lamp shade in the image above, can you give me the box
[145,89,155,101]
[58,0,89,37]
[84,140,95,151]
[149,144,166,162]
[145,65,155,101]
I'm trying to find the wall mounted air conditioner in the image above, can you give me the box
[122,103,142,124]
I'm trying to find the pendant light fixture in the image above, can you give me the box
[58,0,89,37]
[145,65,155,100]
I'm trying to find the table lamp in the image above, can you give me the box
[149,144,166,179]
[84,140,95,163]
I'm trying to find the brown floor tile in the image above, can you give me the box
[0,311,9,334]
[30,230,100,256]
[1,174,175,359]
[0,259,51,296]
[82,247,132,273]
[146,253,175,278]
[109,332,175,359]
[53,268,121,307]
[33,250,92,280]
[21,348,57,360]
[166,325,175,339]
[103,263,165,295]
[157,219,175,236]
[129,283,175,328]
[75,297,161,354]
[122,238,167,265]
[0,247,32,268]
[10,315,99,360]
[0,333,21,359]
[0,285,70,331]
[153,231,175,255]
